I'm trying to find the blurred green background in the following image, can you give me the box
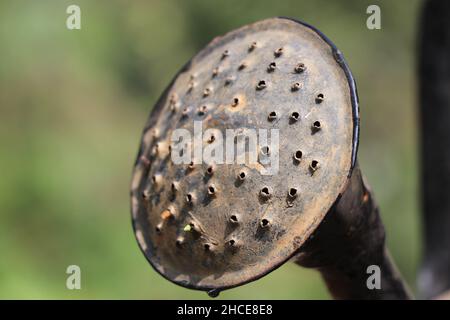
[0,0,422,299]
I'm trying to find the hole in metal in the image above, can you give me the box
[161,208,174,220]
[187,81,195,93]
[206,165,214,175]
[290,111,300,121]
[152,145,158,156]
[208,185,216,195]
[221,50,229,60]
[267,62,276,72]
[198,105,207,116]
[261,146,270,155]
[261,219,270,228]
[312,121,321,131]
[274,47,283,57]
[268,111,277,121]
[238,62,247,70]
[310,160,320,171]
[248,42,257,52]
[225,77,234,86]
[260,186,271,198]
[288,188,297,198]
[176,237,184,248]
[183,223,195,232]
[291,82,301,91]
[295,63,306,73]
[256,80,267,90]
[316,93,324,103]
[294,150,303,162]
[203,88,211,97]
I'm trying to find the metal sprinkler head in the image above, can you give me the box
[130,17,359,296]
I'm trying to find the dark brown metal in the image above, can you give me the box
[418,0,450,299]
[295,164,412,299]
[130,17,410,299]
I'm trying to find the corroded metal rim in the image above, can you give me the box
[130,17,360,293]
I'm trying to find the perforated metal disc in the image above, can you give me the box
[130,17,359,292]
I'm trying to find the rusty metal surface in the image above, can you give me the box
[295,164,412,299]
[130,17,358,293]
